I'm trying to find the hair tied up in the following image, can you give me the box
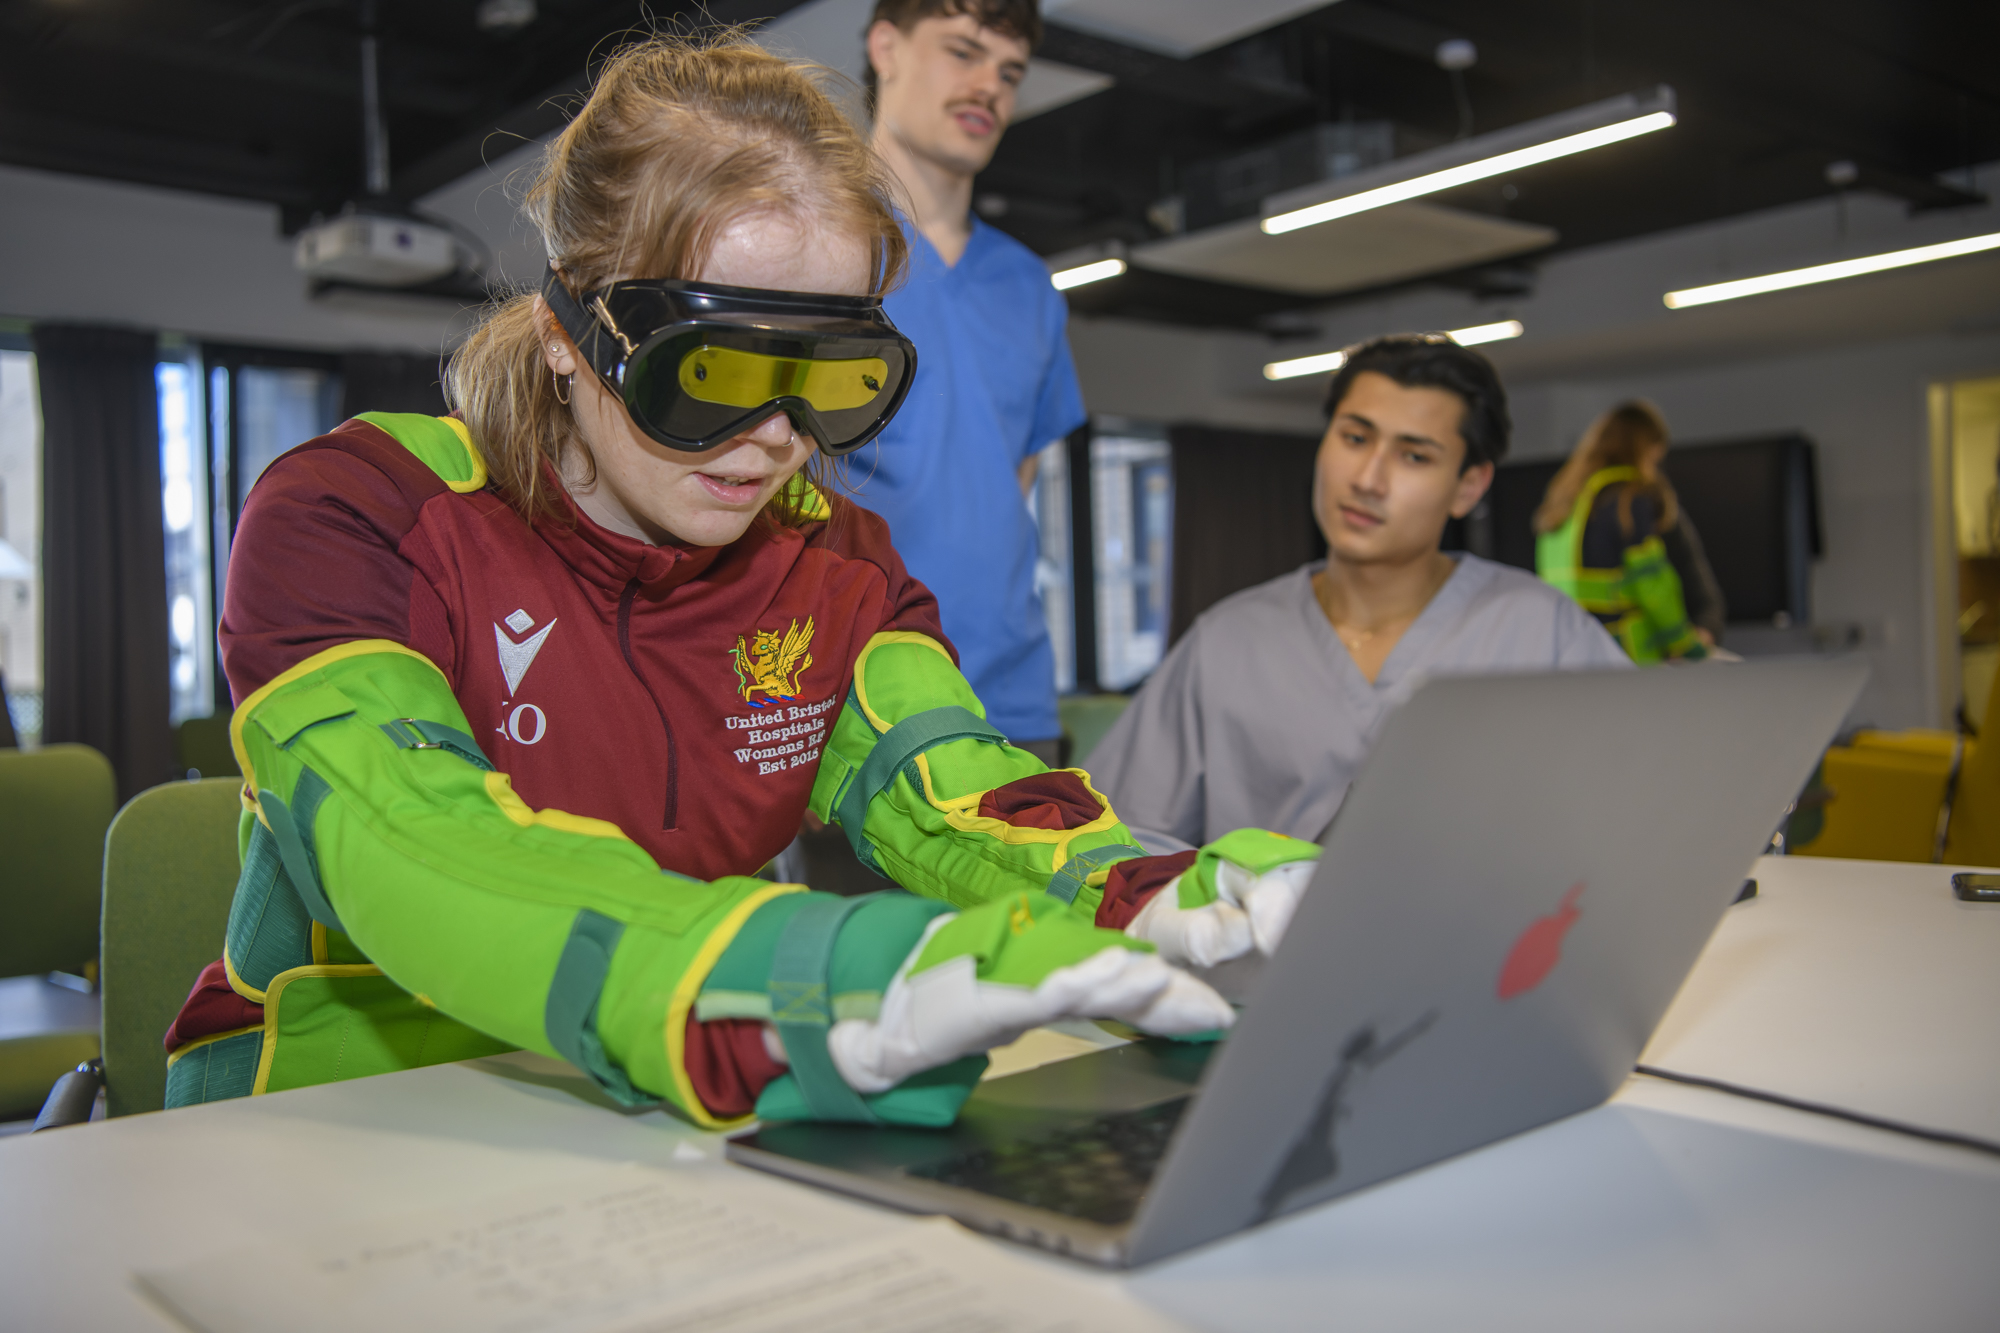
[445,31,908,530]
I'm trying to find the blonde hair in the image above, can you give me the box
[446,32,908,526]
[1532,399,1680,537]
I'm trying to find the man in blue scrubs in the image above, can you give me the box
[863,0,1084,763]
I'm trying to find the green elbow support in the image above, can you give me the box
[808,633,1147,917]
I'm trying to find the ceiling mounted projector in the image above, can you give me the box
[292,1,488,300]
[296,212,458,286]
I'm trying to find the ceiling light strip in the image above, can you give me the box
[1262,320,1524,381]
[1263,111,1675,236]
[1663,231,2000,308]
[1051,257,1127,291]
[1447,319,1525,347]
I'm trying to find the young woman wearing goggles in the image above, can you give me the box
[165,34,1312,1131]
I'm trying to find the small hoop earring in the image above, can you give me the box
[552,369,572,406]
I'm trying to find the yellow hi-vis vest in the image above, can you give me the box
[1535,466,1704,666]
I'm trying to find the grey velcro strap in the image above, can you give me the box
[835,703,1008,870]
[1046,843,1148,906]
[544,909,661,1108]
[258,769,344,933]
[379,717,494,771]
[769,893,883,1123]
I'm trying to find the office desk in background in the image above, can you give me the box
[3,857,1996,1333]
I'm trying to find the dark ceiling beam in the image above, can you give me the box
[1675,75,1989,211]
[0,8,475,117]
[1302,2,1459,65]
[393,72,589,202]
[390,0,814,204]
[0,106,319,208]
[1850,162,1986,211]
[1037,22,1312,119]
[1751,0,2000,115]
[1057,263,1311,331]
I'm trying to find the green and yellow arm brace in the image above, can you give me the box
[229,640,799,1129]
[808,632,1149,919]
[1621,536,1706,664]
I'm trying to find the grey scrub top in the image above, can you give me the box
[1086,554,1632,853]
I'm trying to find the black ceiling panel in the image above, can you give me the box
[2,0,1994,327]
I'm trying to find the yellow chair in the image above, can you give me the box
[1796,667,2000,866]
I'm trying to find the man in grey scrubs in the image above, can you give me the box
[1088,334,1629,853]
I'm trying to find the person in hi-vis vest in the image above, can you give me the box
[1534,400,1725,665]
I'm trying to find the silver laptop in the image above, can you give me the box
[727,658,1868,1267]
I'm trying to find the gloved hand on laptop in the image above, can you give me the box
[699,889,1232,1127]
[1096,829,1323,971]
[826,890,1232,1092]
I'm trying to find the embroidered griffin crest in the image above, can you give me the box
[730,616,814,705]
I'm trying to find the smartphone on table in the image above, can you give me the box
[1950,872,2000,903]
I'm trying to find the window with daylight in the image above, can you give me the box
[1032,440,1076,694]
[204,355,342,633]
[158,356,213,723]
[1090,429,1174,691]
[0,348,42,744]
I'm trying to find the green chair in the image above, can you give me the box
[1058,693,1133,770]
[36,778,242,1126]
[0,992,100,1121]
[1,744,116,1121]
[100,778,244,1118]
[0,744,117,979]
[175,714,241,781]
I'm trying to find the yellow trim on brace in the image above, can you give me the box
[222,946,266,1005]
[249,961,387,1096]
[229,639,451,814]
[1564,465,1640,571]
[165,1023,264,1069]
[912,756,1124,866]
[850,631,958,733]
[663,882,806,1129]
[310,919,327,965]
[437,417,490,494]
[483,771,632,841]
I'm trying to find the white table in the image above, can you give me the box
[1643,855,2000,1145]
[5,858,1998,1333]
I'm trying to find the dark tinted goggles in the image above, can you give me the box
[542,270,917,455]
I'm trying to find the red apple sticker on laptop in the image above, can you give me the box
[1498,883,1584,999]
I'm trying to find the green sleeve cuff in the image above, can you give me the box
[695,890,954,1024]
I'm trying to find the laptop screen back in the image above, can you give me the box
[1127,658,1866,1264]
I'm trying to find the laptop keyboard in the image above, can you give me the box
[909,1097,1191,1225]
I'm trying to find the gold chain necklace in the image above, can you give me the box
[1320,560,1451,656]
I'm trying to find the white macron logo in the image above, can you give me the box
[495,608,556,694]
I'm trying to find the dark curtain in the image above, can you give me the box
[1167,424,1325,647]
[0,670,17,748]
[34,324,175,802]
[339,351,449,419]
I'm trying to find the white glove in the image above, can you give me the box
[1126,859,1317,969]
[823,916,1234,1094]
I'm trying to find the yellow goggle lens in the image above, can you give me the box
[677,345,890,412]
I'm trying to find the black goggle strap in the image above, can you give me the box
[541,269,627,384]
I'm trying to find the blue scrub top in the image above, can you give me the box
[853,217,1086,741]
